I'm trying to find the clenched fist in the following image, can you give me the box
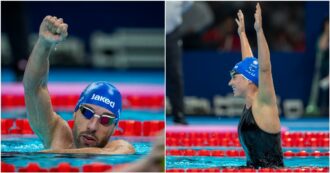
[39,15,68,45]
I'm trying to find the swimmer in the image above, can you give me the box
[228,3,284,168]
[23,16,134,154]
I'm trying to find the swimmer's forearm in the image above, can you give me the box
[239,32,253,60]
[23,38,54,90]
[256,30,271,72]
[41,148,126,155]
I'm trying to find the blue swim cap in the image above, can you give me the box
[74,81,122,124]
[231,57,259,86]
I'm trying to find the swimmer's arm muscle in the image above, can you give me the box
[254,3,276,106]
[23,38,58,148]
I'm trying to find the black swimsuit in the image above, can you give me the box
[238,106,284,168]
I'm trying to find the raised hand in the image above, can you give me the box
[39,15,68,45]
[254,3,263,32]
[235,9,246,36]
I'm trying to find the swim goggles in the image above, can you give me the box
[79,105,116,126]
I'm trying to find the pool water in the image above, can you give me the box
[166,154,329,169]
[1,135,154,168]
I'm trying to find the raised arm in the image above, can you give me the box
[235,9,254,60]
[254,3,276,106]
[23,16,69,148]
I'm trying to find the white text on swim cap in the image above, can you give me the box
[91,94,115,108]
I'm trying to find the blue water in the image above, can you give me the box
[166,155,330,168]
[1,135,154,168]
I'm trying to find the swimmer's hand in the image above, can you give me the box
[254,3,263,33]
[235,9,246,36]
[39,15,68,45]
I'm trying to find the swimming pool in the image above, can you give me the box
[1,109,164,171]
[1,117,163,172]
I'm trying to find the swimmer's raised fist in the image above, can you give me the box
[39,15,68,45]
[254,3,263,32]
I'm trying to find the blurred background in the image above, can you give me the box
[1,1,165,171]
[166,1,329,120]
[2,1,164,78]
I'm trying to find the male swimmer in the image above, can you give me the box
[228,3,284,168]
[23,16,134,154]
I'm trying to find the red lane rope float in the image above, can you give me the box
[166,149,329,157]
[49,163,80,172]
[1,162,15,172]
[166,131,329,147]
[166,131,329,139]
[166,167,330,172]
[1,162,114,172]
[3,162,329,172]
[166,137,329,147]
[18,163,48,172]
[1,119,164,136]
[1,94,164,110]
[82,163,112,172]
